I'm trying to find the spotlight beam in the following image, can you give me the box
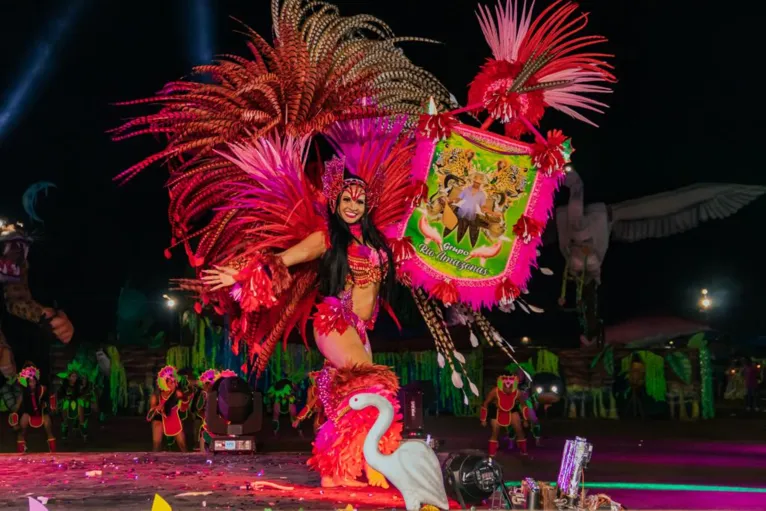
[192,0,214,64]
[0,0,88,141]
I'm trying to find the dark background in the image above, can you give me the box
[0,0,763,346]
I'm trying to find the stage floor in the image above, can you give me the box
[0,417,765,509]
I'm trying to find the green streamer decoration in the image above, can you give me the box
[106,346,128,415]
[688,333,714,419]
[166,346,190,370]
[665,352,692,385]
[536,349,559,375]
[621,355,631,375]
[590,346,614,376]
[625,351,666,402]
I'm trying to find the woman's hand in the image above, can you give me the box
[200,265,238,290]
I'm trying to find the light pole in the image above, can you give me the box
[698,289,712,322]
[162,294,181,344]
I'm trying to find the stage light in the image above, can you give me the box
[442,454,513,509]
[521,336,530,344]
[700,297,711,310]
[535,386,543,394]
[701,288,708,295]
[563,163,575,174]
[0,0,87,140]
[550,385,558,393]
[205,375,262,453]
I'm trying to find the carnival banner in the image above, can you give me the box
[399,123,570,309]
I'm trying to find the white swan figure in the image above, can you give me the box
[349,393,450,510]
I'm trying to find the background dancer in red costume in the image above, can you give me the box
[194,368,218,452]
[15,365,56,453]
[146,365,190,452]
[481,374,532,457]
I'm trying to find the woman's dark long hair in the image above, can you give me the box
[319,178,395,301]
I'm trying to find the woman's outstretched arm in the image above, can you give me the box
[201,230,328,290]
[277,230,328,268]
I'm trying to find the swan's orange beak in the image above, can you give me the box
[336,405,351,418]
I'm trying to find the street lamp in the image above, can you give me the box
[521,336,531,344]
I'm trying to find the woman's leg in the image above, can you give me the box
[510,412,527,455]
[199,426,207,453]
[152,421,163,452]
[310,327,397,488]
[43,415,56,452]
[17,414,30,453]
[488,419,500,456]
[272,402,281,434]
[314,327,372,368]
[78,406,87,438]
[175,431,188,452]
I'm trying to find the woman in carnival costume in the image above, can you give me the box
[194,368,219,452]
[266,377,300,435]
[146,365,190,452]
[15,365,56,453]
[56,359,95,441]
[113,0,613,490]
[203,157,406,487]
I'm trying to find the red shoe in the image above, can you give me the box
[488,440,499,457]
[517,439,528,456]
[16,440,26,454]
[47,438,57,453]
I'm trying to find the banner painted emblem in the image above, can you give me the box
[398,123,568,309]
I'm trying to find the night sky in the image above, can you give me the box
[0,0,763,346]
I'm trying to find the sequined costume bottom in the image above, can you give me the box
[307,363,402,481]
[313,290,380,354]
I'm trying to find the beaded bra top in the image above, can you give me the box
[345,224,388,288]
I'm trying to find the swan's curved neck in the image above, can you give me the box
[362,398,395,467]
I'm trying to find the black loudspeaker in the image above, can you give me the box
[399,383,424,438]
